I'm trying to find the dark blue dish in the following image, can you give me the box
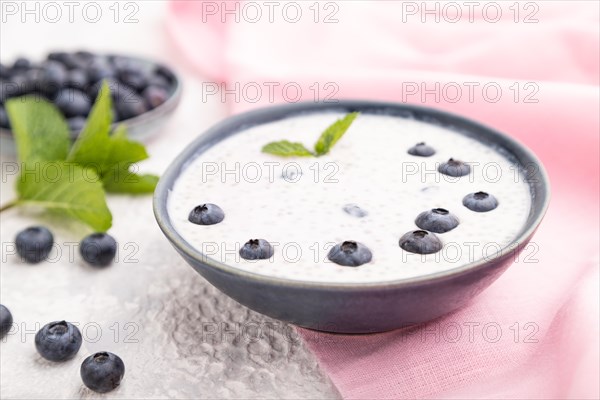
[153,101,550,333]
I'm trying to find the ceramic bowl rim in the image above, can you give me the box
[153,100,551,290]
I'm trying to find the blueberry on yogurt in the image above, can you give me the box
[408,142,435,157]
[240,239,274,260]
[343,204,368,218]
[438,158,471,177]
[399,230,443,254]
[188,203,225,225]
[415,208,459,233]
[327,241,372,267]
[35,321,82,362]
[463,191,499,212]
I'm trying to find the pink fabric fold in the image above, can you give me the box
[165,1,599,398]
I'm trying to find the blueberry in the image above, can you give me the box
[147,74,171,90]
[15,226,54,264]
[65,69,89,89]
[81,352,125,393]
[188,203,225,225]
[280,166,302,181]
[438,158,471,177]
[39,61,67,96]
[112,84,148,120]
[399,230,443,254]
[154,65,175,84]
[80,233,117,267]
[0,304,13,338]
[408,142,435,157]
[0,63,10,79]
[1,75,28,99]
[463,191,499,212]
[142,86,169,109]
[118,68,149,92]
[421,185,439,193]
[239,239,274,260]
[87,78,120,100]
[415,208,459,233]
[109,55,135,72]
[35,321,82,362]
[47,52,69,64]
[0,106,10,129]
[54,89,91,118]
[23,68,45,93]
[327,241,372,267]
[342,204,368,218]
[86,60,115,84]
[46,52,76,69]
[67,116,87,133]
[74,50,95,61]
[12,57,31,71]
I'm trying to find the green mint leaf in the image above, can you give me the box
[5,96,70,164]
[67,83,149,177]
[262,140,314,157]
[67,81,113,167]
[102,167,159,194]
[103,125,149,167]
[314,112,359,156]
[16,162,112,231]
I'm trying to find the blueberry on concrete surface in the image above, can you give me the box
[0,305,13,338]
[327,241,373,267]
[80,352,125,393]
[239,239,274,260]
[80,233,117,267]
[15,226,54,264]
[399,230,443,254]
[35,321,82,362]
[188,203,225,225]
[415,208,459,233]
[438,158,471,177]
[463,191,499,212]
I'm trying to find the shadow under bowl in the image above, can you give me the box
[153,101,550,333]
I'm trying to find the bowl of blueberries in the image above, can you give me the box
[0,51,182,154]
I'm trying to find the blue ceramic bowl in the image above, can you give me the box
[153,101,550,333]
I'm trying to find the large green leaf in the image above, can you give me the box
[5,96,70,163]
[16,162,112,231]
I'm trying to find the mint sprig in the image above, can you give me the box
[262,112,359,157]
[2,81,159,231]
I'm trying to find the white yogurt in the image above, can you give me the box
[168,112,531,283]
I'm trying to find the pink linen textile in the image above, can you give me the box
[165,1,600,398]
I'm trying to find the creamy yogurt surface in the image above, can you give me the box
[168,112,531,283]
